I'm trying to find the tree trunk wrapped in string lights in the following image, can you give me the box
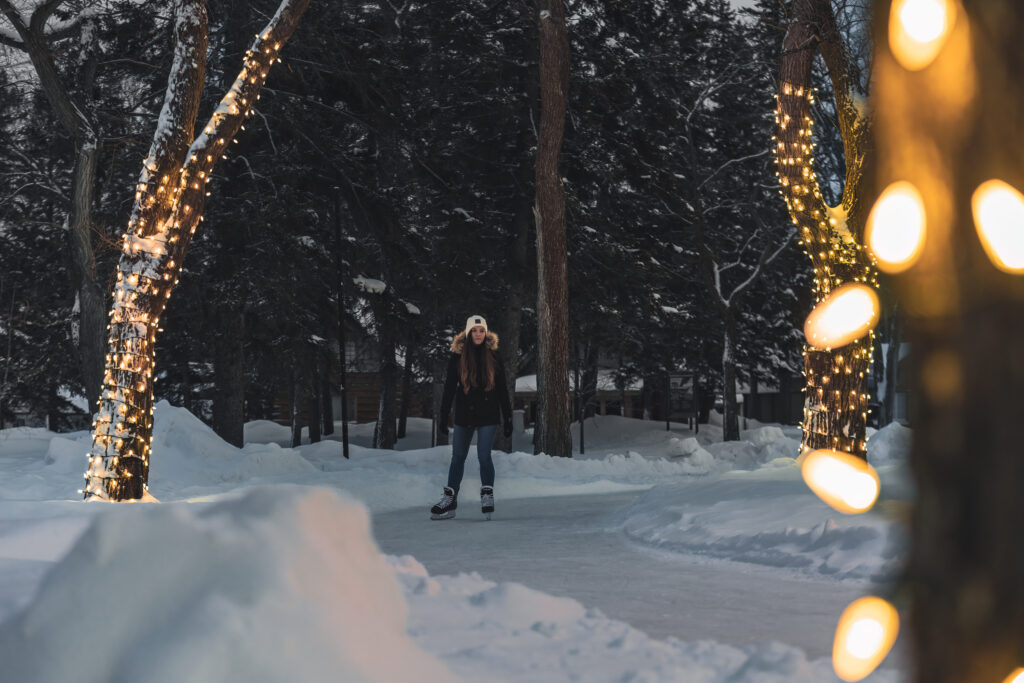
[776,0,879,459]
[83,0,310,501]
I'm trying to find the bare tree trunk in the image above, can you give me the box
[307,371,321,444]
[431,355,448,447]
[68,140,106,411]
[872,2,1024,680]
[721,310,740,441]
[0,280,14,430]
[533,0,571,459]
[495,0,540,456]
[211,308,245,446]
[495,178,531,454]
[0,3,107,409]
[777,0,876,459]
[290,368,302,448]
[884,313,900,425]
[373,294,398,449]
[580,341,598,418]
[397,342,413,440]
[83,0,310,500]
[320,367,334,436]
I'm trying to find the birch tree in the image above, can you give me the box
[776,0,878,459]
[82,0,310,501]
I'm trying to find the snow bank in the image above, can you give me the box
[667,437,716,473]
[389,555,898,683]
[867,422,913,466]
[704,425,802,471]
[149,402,318,492]
[609,465,906,581]
[0,487,452,683]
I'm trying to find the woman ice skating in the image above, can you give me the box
[431,315,513,520]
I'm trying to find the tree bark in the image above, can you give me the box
[721,310,740,441]
[777,0,876,459]
[0,2,107,409]
[211,307,245,447]
[397,342,413,440]
[533,0,572,458]
[431,355,448,447]
[373,293,398,450]
[290,367,302,448]
[307,373,321,444]
[884,312,900,425]
[320,368,334,436]
[872,2,1024,680]
[83,0,310,500]
[495,0,540,455]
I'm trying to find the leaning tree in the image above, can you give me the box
[871,0,1024,680]
[775,0,878,459]
[82,0,310,501]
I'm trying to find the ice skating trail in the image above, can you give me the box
[372,490,870,660]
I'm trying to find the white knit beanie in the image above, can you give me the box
[463,315,488,335]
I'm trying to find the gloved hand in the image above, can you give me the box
[503,419,513,438]
[438,422,449,437]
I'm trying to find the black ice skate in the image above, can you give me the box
[430,486,457,520]
[481,486,494,520]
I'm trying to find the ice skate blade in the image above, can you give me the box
[430,511,456,520]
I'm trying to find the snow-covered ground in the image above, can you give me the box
[0,403,911,682]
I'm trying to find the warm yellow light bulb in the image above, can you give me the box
[801,448,880,514]
[1001,668,1024,683]
[971,179,1024,274]
[833,597,899,681]
[889,0,955,71]
[804,283,879,350]
[866,181,927,272]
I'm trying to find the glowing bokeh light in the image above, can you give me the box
[801,449,881,514]
[971,179,1024,274]
[866,181,927,273]
[804,284,880,350]
[833,597,900,682]
[1001,668,1024,683]
[889,0,955,71]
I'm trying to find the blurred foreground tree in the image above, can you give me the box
[871,0,1024,680]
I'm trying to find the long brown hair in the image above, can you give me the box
[460,337,495,393]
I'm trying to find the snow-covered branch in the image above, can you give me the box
[726,227,797,307]
[129,0,208,236]
[27,0,65,34]
[696,149,771,191]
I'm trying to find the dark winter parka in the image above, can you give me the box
[439,331,513,429]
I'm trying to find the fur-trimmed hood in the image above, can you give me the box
[451,330,499,354]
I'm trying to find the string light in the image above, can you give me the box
[970,179,1024,274]
[1002,668,1024,683]
[832,597,900,681]
[776,82,879,462]
[801,448,880,514]
[83,17,293,501]
[888,0,956,71]
[866,181,927,272]
[804,284,880,351]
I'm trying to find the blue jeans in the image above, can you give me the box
[446,424,497,494]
